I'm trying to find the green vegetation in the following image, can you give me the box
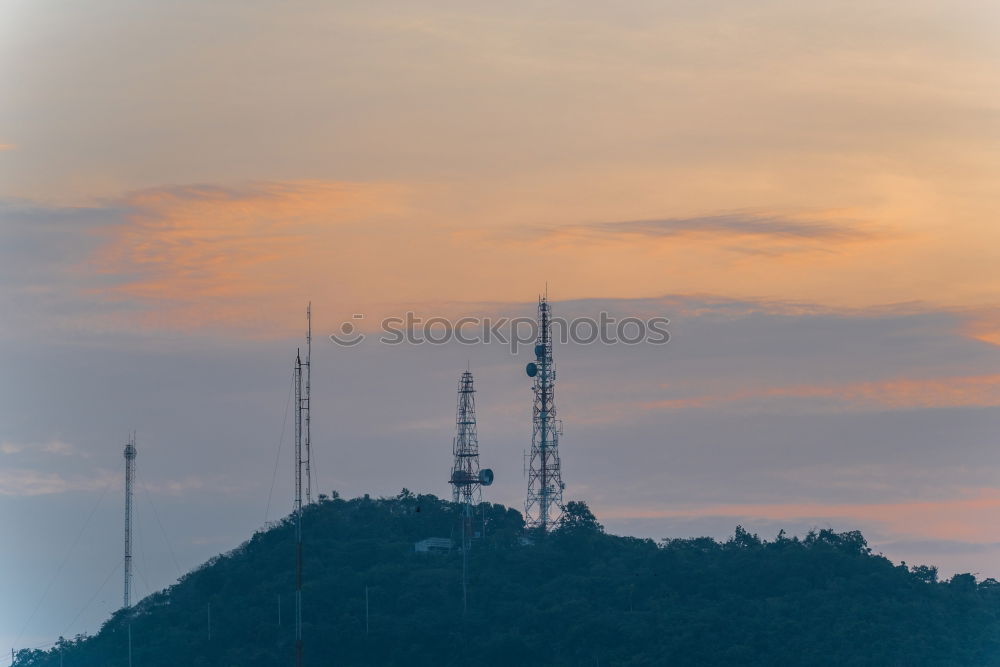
[16,492,1000,666]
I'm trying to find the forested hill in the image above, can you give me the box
[15,492,1000,666]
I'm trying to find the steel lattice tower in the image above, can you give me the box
[525,295,564,531]
[450,370,482,506]
[123,432,137,609]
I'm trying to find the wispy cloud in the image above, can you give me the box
[0,468,116,496]
[94,180,402,307]
[0,439,79,457]
[535,212,882,255]
[0,181,408,337]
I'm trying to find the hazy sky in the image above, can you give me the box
[2,0,1000,652]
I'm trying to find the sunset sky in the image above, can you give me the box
[3,0,1000,651]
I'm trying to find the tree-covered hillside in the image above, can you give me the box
[15,492,1000,666]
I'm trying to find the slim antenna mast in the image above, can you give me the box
[525,294,565,531]
[123,432,137,608]
[294,303,313,666]
[294,349,304,667]
[304,303,312,504]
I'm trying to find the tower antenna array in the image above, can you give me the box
[450,370,482,506]
[524,294,564,531]
[448,369,493,614]
[123,432,137,609]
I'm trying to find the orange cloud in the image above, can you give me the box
[600,489,1000,543]
[88,181,407,333]
[57,173,994,340]
[643,373,1000,412]
[772,375,1000,409]
[960,309,1000,347]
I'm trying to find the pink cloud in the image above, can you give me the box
[601,488,1000,543]
[643,373,1000,412]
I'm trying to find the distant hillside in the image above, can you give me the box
[15,492,1000,666]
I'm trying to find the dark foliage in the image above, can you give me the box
[16,493,1000,666]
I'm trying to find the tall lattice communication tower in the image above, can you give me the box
[123,431,137,609]
[524,295,564,531]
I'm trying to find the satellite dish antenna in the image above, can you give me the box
[526,362,538,377]
[478,468,494,486]
[534,344,545,359]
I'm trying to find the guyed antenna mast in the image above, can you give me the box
[123,432,137,608]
